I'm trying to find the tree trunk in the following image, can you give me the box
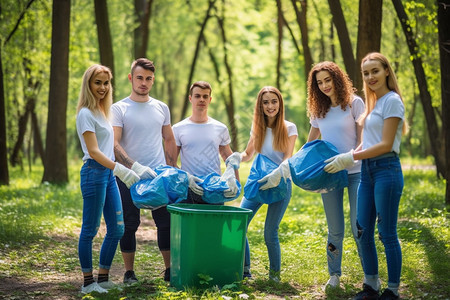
[437,0,450,204]
[327,0,356,83]
[134,0,153,59]
[355,0,382,93]
[217,12,238,151]
[392,0,446,178]
[0,43,9,185]
[10,106,30,167]
[276,0,283,90]
[290,0,313,79]
[42,0,70,184]
[180,0,216,121]
[94,0,115,79]
[31,111,45,163]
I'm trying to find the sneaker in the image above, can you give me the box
[353,283,379,300]
[326,275,340,288]
[81,282,108,294]
[379,289,399,300]
[98,280,116,290]
[164,268,170,282]
[123,270,138,284]
[243,271,252,280]
[268,269,280,283]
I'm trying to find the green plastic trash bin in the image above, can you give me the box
[167,203,252,289]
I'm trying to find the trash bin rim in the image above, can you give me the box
[167,203,252,215]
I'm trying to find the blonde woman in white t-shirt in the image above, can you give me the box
[76,65,140,294]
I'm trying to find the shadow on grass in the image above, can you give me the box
[398,219,450,296]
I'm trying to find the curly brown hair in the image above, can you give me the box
[307,61,356,119]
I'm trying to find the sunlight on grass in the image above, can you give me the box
[0,158,448,299]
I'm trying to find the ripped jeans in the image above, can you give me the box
[321,172,362,276]
[357,156,403,287]
[78,159,125,273]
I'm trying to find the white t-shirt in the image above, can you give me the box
[259,120,298,165]
[310,96,365,174]
[110,97,170,168]
[76,107,115,162]
[173,117,231,176]
[363,91,404,154]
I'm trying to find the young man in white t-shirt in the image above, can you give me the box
[173,81,239,203]
[111,58,178,283]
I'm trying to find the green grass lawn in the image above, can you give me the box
[0,159,448,299]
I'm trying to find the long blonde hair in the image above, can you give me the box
[252,86,289,153]
[359,52,407,134]
[76,64,113,118]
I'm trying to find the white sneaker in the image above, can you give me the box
[81,282,108,294]
[98,280,118,290]
[326,275,340,288]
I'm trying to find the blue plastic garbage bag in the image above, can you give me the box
[130,165,189,209]
[198,172,242,204]
[288,140,348,193]
[243,154,288,204]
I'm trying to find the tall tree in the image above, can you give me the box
[290,0,313,78]
[392,0,446,177]
[216,3,238,151]
[437,0,450,204]
[180,0,217,121]
[276,0,284,89]
[134,0,153,59]
[355,0,382,92]
[0,0,37,185]
[0,42,7,185]
[42,0,70,184]
[327,0,356,82]
[94,0,115,79]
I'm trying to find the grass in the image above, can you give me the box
[0,159,448,299]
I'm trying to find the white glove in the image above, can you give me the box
[131,161,157,179]
[225,152,243,170]
[113,163,140,188]
[187,173,204,196]
[258,160,290,191]
[221,165,239,198]
[324,150,355,173]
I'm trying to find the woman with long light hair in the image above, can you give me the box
[324,53,406,300]
[76,64,139,294]
[226,86,297,281]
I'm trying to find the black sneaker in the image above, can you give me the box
[379,289,399,300]
[123,270,138,284]
[353,283,379,300]
[243,271,252,279]
[164,268,170,282]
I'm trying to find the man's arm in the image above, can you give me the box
[113,126,134,168]
[162,124,178,167]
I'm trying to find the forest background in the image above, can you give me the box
[0,0,448,193]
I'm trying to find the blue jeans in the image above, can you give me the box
[78,159,124,273]
[321,172,362,277]
[357,156,403,288]
[240,181,292,273]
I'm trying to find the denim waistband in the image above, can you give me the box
[83,159,104,168]
[367,151,398,161]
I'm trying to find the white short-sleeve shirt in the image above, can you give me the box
[76,107,115,162]
[110,97,170,168]
[363,91,404,154]
[173,117,231,176]
[310,96,365,173]
[259,120,298,165]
